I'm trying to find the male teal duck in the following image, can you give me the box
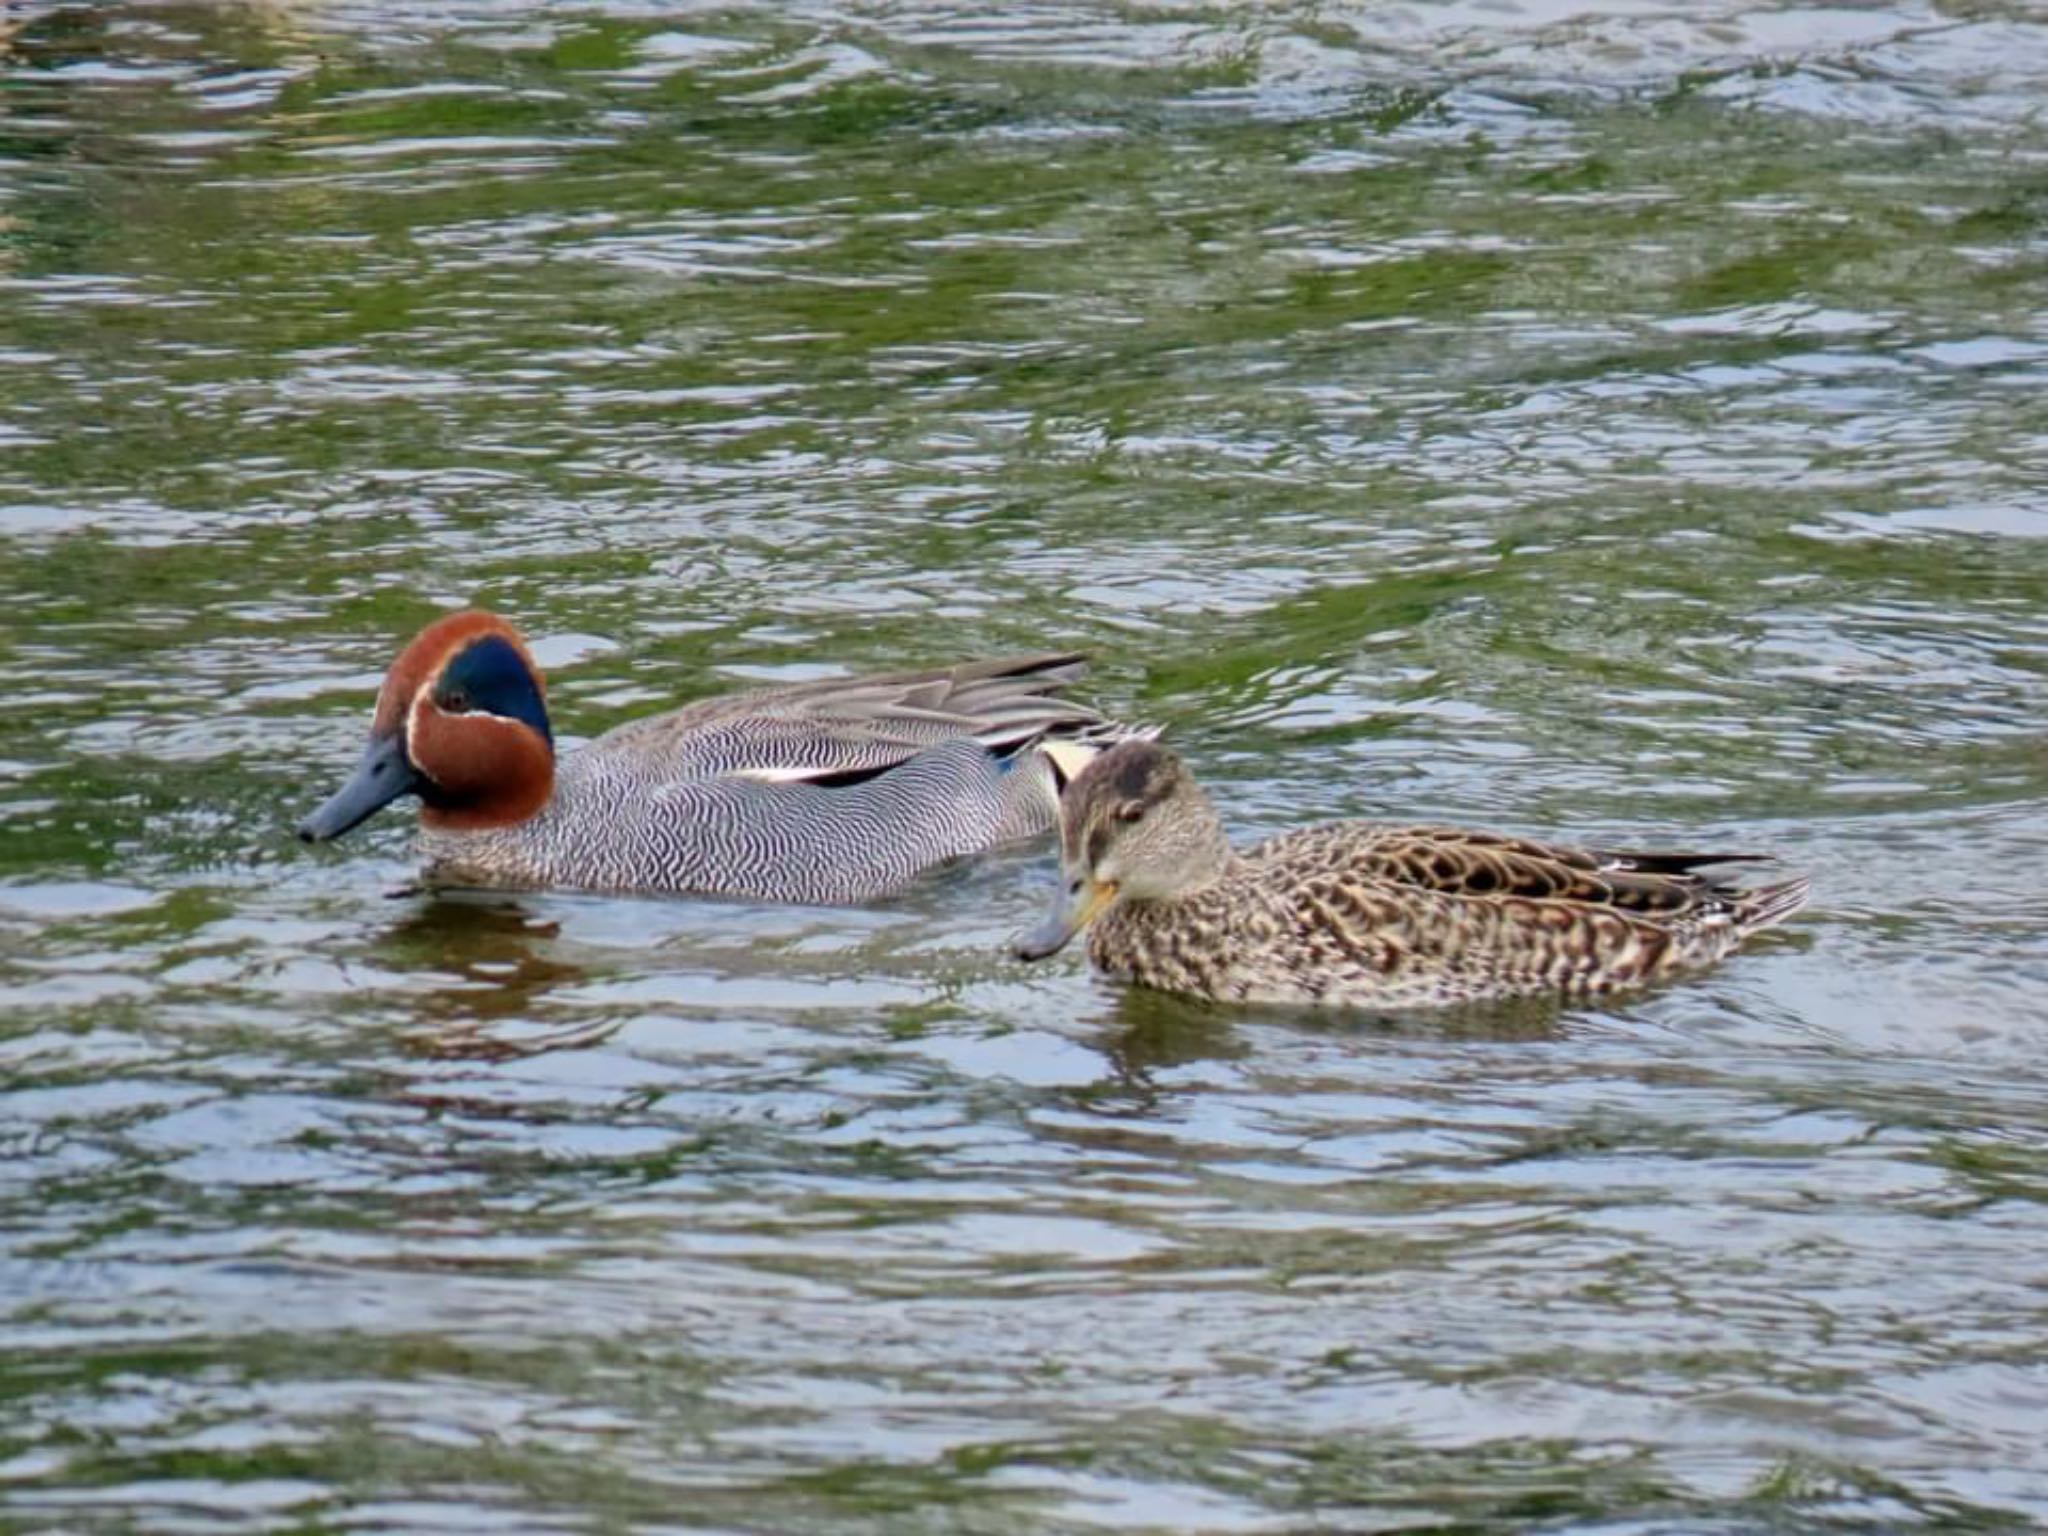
[1014,740,1810,1008]
[298,610,1133,903]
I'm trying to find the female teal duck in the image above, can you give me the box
[299,610,1132,903]
[1014,740,1810,1008]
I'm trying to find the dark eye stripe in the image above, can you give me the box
[1085,823,1112,867]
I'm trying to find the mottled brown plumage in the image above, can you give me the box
[1013,741,1810,1008]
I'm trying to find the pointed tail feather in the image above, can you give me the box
[1595,847,1775,874]
[1735,875,1811,935]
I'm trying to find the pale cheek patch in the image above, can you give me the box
[406,682,436,772]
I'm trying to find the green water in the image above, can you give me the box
[4,2,2047,1531]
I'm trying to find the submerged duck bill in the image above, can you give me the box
[298,733,424,843]
[1012,879,1117,962]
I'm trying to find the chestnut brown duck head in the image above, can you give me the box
[300,609,1141,905]
[1015,739,1810,1009]
[300,611,554,843]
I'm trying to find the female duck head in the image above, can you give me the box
[298,610,555,843]
[1013,738,1231,960]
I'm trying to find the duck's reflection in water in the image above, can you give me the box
[1094,987,1248,1091]
[371,893,622,1062]
[1092,983,1570,1098]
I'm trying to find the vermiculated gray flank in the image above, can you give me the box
[419,654,1130,902]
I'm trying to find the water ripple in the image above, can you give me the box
[4,1,2047,1531]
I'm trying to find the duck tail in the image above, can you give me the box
[1594,847,1773,874]
[1734,875,1812,935]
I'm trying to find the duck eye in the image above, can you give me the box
[441,689,472,714]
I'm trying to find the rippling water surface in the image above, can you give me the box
[4,2,2047,1530]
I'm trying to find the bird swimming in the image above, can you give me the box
[298,609,1133,903]
[1014,739,1810,1008]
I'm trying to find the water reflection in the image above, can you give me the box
[374,897,618,1061]
[1094,988,1250,1090]
[5,0,2048,1530]
[1089,986,1573,1105]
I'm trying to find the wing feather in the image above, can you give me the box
[1251,822,1793,928]
[588,652,1108,784]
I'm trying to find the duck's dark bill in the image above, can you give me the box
[1011,879,1117,962]
[298,733,423,843]
[1013,907,1081,962]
